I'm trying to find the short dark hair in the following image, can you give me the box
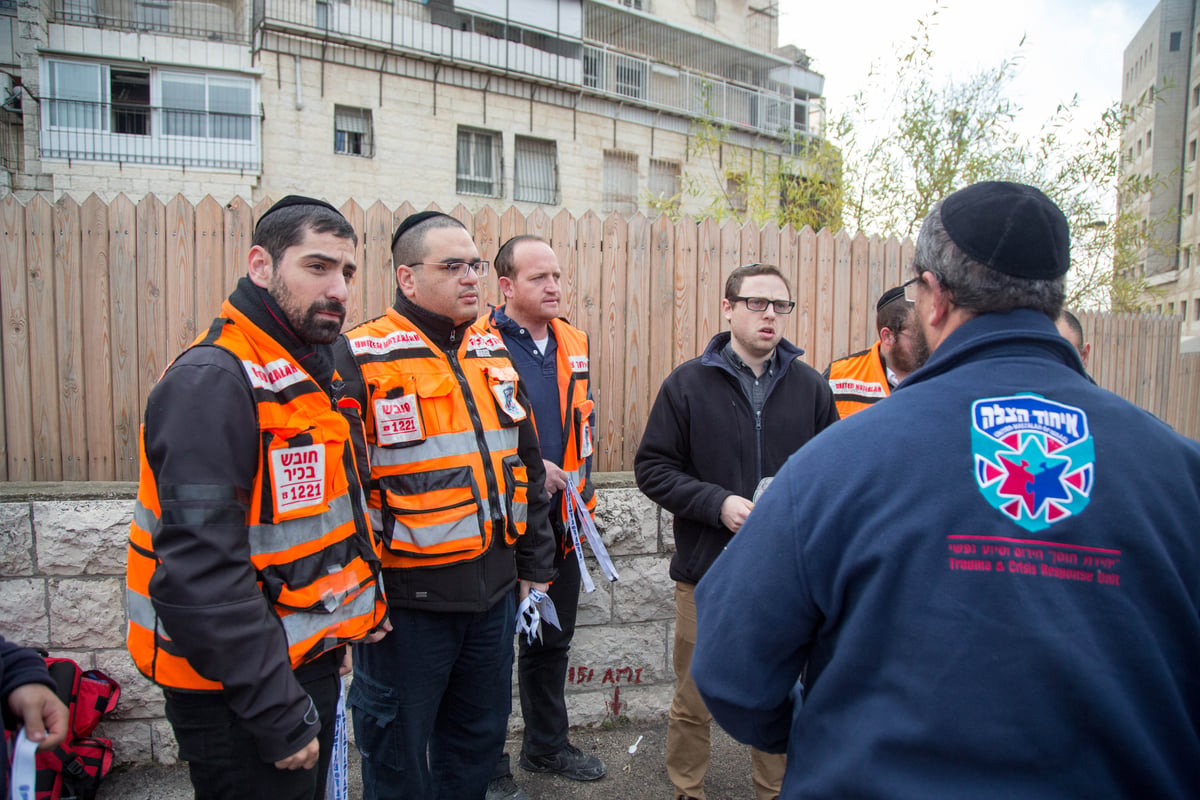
[392,213,467,268]
[252,204,356,266]
[1058,308,1084,343]
[495,235,547,280]
[876,294,912,334]
[912,202,1064,319]
[724,263,792,302]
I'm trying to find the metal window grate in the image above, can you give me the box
[514,135,558,205]
[334,105,373,157]
[602,150,638,215]
[456,127,502,197]
[648,158,680,208]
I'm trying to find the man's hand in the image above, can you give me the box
[274,737,320,771]
[7,683,69,752]
[543,459,568,494]
[519,578,551,604]
[719,495,755,533]
[364,618,392,645]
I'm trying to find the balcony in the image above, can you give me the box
[254,0,822,140]
[40,98,260,171]
[51,0,249,45]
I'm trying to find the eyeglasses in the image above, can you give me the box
[901,275,923,302]
[408,260,490,277]
[733,296,796,314]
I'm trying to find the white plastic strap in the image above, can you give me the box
[325,684,349,800]
[565,482,620,594]
[9,727,38,800]
[516,587,561,644]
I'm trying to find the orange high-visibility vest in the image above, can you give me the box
[545,318,596,521]
[824,340,891,419]
[126,300,387,691]
[346,310,530,569]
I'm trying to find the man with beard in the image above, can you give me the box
[1056,308,1091,370]
[635,263,839,800]
[692,182,1200,797]
[126,196,390,800]
[339,213,557,800]
[823,285,929,417]
[485,236,605,800]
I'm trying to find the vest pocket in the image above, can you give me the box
[501,454,530,545]
[379,466,485,556]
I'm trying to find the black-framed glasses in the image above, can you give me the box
[901,275,922,302]
[733,296,796,314]
[408,260,490,277]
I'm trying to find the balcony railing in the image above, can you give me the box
[40,99,261,171]
[51,0,249,45]
[255,0,821,140]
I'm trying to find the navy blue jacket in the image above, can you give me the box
[693,310,1200,799]
[635,332,838,584]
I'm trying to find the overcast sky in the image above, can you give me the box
[779,0,1161,140]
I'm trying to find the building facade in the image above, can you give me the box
[0,0,825,220]
[1121,0,1200,343]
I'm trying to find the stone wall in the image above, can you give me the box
[0,475,675,766]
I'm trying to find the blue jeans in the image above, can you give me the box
[163,660,340,800]
[350,592,517,800]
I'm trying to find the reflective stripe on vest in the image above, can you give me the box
[369,428,519,468]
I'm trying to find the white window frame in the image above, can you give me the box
[456,127,502,197]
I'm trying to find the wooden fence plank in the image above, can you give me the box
[795,227,817,365]
[624,214,651,468]
[225,196,253,304]
[849,232,871,355]
[364,201,394,321]
[136,194,168,419]
[475,205,503,307]
[776,226,800,350]
[166,196,198,358]
[672,219,698,369]
[26,196,60,481]
[648,215,675,398]
[54,197,86,480]
[759,221,779,268]
[195,197,225,328]
[813,229,835,373]
[830,231,852,365]
[1,195,31,480]
[550,210,577,324]
[598,213,627,472]
[695,218,721,351]
[339,199,367,330]
[109,195,140,481]
[81,195,114,480]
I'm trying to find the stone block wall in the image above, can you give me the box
[0,475,676,766]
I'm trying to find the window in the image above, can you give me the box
[583,50,602,89]
[614,56,646,99]
[1190,140,1197,163]
[1193,84,1199,107]
[695,0,715,22]
[618,0,644,9]
[456,127,502,196]
[1186,193,1194,215]
[334,105,373,157]
[514,136,557,204]
[1171,31,1182,51]
[1183,299,1189,320]
[1168,302,1175,315]
[1137,139,1143,157]
[602,150,638,215]
[161,72,253,140]
[648,159,681,208]
[1195,298,1200,321]
[42,58,257,170]
[1146,130,1152,148]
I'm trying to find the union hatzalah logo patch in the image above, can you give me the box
[971,394,1094,533]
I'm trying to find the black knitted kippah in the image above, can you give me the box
[255,195,342,231]
[391,210,458,251]
[939,181,1070,280]
[876,285,907,311]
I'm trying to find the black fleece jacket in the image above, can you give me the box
[635,332,839,585]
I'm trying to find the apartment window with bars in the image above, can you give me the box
[602,151,638,215]
[514,136,557,204]
[457,127,502,197]
[614,57,646,99]
[695,0,715,21]
[648,159,681,208]
[726,173,747,216]
[334,105,373,157]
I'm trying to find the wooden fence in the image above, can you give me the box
[1,193,1197,482]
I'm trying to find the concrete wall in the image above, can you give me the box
[0,474,677,766]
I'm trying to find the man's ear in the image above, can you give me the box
[248,245,273,288]
[925,271,952,329]
[721,297,733,323]
[396,264,416,298]
[879,327,896,349]
[498,275,514,300]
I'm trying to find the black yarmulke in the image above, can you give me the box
[391,210,457,251]
[939,181,1070,279]
[255,195,342,231]
[876,285,907,311]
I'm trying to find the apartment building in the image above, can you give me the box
[0,0,825,219]
[1121,0,1200,344]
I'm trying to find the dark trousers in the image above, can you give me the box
[493,533,582,780]
[163,665,340,800]
[351,592,517,800]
